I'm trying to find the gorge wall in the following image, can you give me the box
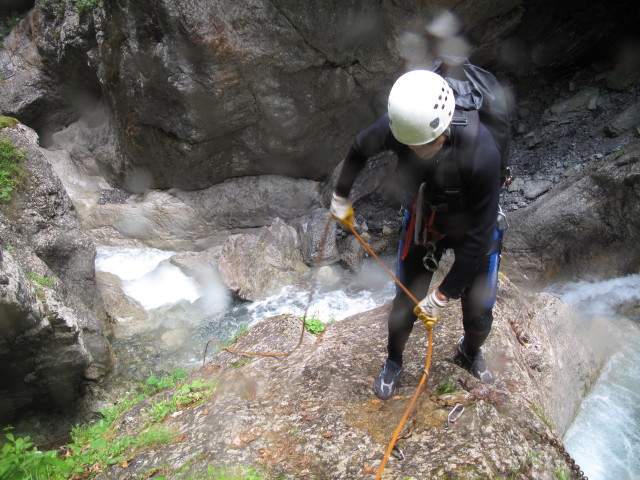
[1,0,638,191]
[1,0,639,443]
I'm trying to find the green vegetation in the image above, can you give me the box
[26,272,56,304]
[75,0,101,10]
[304,316,325,335]
[0,133,26,203]
[506,450,542,479]
[203,465,267,480]
[136,462,268,480]
[614,149,626,160]
[434,380,459,395]
[554,464,571,480]
[145,377,214,425]
[230,357,252,368]
[0,116,19,129]
[227,323,249,346]
[0,369,218,480]
[302,311,329,335]
[26,272,57,288]
[531,403,555,430]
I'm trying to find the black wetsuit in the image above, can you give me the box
[335,111,502,363]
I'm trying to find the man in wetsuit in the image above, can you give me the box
[330,70,502,400]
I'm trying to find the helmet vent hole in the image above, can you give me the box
[433,104,439,109]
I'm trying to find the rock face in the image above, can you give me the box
[0,124,111,424]
[92,277,609,479]
[215,218,310,302]
[503,143,640,284]
[1,0,638,191]
[77,174,322,251]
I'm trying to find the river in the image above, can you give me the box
[548,275,640,480]
[95,246,396,380]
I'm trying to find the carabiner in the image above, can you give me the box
[423,253,438,272]
[391,445,405,460]
[422,241,439,272]
[497,205,509,231]
[444,403,465,429]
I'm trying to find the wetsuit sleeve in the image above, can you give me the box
[335,114,393,198]
[439,126,501,299]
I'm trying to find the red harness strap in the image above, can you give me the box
[426,210,443,242]
[401,205,443,261]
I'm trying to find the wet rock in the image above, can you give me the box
[93,277,609,479]
[606,41,640,91]
[604,102,640,137]
[215,218,310,301]
[293,207,340,266]
[95,271,148,324]
[549,87,599,115]
[340,232,368,273]
[0,248,93,424]
[523,179,553,200]
[0,124,111,424]
[504,144,640,284]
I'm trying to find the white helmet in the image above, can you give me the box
[388,70,455,145]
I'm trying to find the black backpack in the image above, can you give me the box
[433,56,512,187]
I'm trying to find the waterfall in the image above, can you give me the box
[548,275,640,480]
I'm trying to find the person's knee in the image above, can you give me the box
[463,310,493,335]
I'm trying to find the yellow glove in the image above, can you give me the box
[414,306,439,329]
[329,192,354,229]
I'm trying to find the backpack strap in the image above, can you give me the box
[441,110,479,210]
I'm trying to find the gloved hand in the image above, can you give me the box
[329,192,355,228]
[414,289,450,328]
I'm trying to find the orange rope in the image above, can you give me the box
[347,224,420,305]
[346,223,435,480]
[374,328,433,479]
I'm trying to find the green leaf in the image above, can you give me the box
[90,438,107,451]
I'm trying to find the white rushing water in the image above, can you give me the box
[96,246,203,309]
[95,246,396,379]
[548,275,640,480]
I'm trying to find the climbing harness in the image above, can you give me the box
[406,182,446,272]
[202,219,333,364]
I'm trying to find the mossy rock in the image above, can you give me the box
[0,116,20,129]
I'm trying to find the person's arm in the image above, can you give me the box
[438,127,501,299]
[335,114,392,198]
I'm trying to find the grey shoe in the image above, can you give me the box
[374,359,403,400]
[457,336,494,384]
